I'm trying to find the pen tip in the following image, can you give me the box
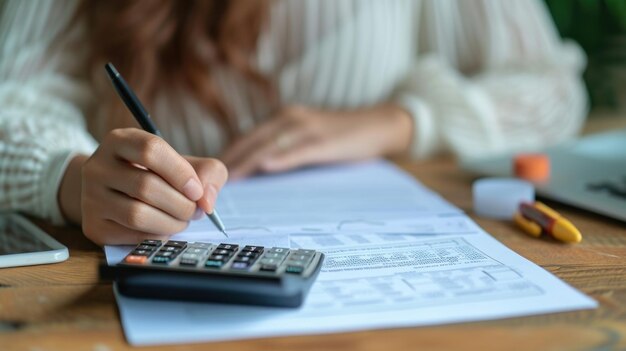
[222,230,229,238]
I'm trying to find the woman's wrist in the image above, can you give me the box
[380,103,414,156]
[58,154,89,225]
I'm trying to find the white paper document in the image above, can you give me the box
[105,161,597,346]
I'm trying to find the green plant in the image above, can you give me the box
[545,0,626,110]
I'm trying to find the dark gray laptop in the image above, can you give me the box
[463,129,626,222]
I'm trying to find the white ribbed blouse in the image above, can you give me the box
[0,0,588,225]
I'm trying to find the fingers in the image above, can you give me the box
[221,114,291,167]
[103,188,190,235]
[222,106,317,179]
[83,218,170,246]
[225,136,283,180]
[81,128,229,246]
[81,185,182,246]
[185,156,229,213]
[259,140,330,173]
[103,128,205,202]
[105,159,197,221]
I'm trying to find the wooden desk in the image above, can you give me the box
[2,118,626,351]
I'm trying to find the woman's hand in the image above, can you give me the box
[60,128,228,246]
[221,104,413,179]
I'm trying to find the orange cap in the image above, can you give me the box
[513,153,550,182]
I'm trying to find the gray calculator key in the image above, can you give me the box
[182,253,199,260]
[287,258,311,266]
[260,258,279,265]
[269,247,289,253]
[260,264,278,272]
[189,243,211,249]
[296,249,315,255]
[286,261,305,267]
[186,248,207,255]
[289,254,313,263]
[263,253,284,259]
[179,258,198,266]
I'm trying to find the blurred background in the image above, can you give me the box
[544,0,626,115]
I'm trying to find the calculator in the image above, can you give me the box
[99,240,324,307]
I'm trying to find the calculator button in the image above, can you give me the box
[238,251,257,258]
[141,240,161,246]
[295,250,315,255]
[287,260,309,268]
[262,252,284,259]
[204,260,224,268]
[188,243,211,249]
[230,262,249,270]
[236,255,257,262]
[286,260,306,266]
[182,253,199,260]
[164,241,187,248]
[290,254,312,262]
[160,246,179,252]
[287,256,310,264]
[131,249,152,256]
[285,265,305,274]
[260,264,278,272]
[152,256,172,264]
[157,251,175,257]
[179,258,199,266]
[259,258,279,265]
[124,255,147,264]
[268,247,288,253]
[209,254,228,261]
[242,246,264,253]
[137,245,155,251]
[217,244,238,251]
[186,248,207,255]
[212,249,231,255]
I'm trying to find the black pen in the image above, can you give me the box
[104,62,228,238]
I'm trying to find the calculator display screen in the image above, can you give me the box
[0,217,54,255]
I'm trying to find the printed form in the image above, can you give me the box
[105,161,597,346]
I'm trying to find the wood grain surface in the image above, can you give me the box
[1,116,626,351]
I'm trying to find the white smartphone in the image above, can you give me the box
[0,213,69,268]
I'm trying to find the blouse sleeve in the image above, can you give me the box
[394,0,588,160]
[0,0,97,224]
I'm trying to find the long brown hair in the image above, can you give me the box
[80,0,271,137]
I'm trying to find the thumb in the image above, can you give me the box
[185,156,228,213]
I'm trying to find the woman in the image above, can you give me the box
[0,0,587,245]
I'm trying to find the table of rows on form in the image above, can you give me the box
[290,235,543,316]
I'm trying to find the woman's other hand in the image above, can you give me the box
[221,104,413,179]
[61,128,228,246]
